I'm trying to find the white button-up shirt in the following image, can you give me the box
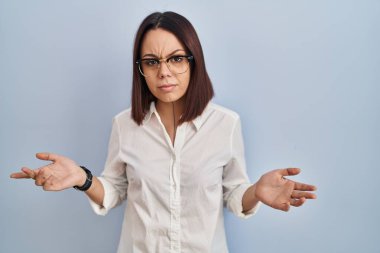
[89,102,260,253]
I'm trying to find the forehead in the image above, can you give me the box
[141,28,185,56]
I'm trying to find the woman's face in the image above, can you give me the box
[140,28,191,104]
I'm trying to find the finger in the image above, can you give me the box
[291,190,317,199]
[35,178,43,186]
[280,168,301,177]
[11,167,41,179]
[38,166,53,180]
[21,167,37,179]
[279,202,290,212]
[42,175,57,191]
[270,201,291,212]
[294,182,317,192]
[36,152,60,162]
[10,172,30,179]
[290,197,306,207]
[42,178,55,191]
[35,170,51,186]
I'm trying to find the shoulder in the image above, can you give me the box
[113,107,132,120]
[206,102,240,121]
[195,102,240,131]
[112,107,137,128]
[112,107,131,121]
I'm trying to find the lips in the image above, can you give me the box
[158,84,177,92]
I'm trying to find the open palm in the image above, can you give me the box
[10,153,85,191]
[255,168,317,211]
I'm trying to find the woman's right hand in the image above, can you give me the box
[10,153,87,191]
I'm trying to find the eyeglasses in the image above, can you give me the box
[136,55,193,77]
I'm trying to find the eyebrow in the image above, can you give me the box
[142,49,186,59]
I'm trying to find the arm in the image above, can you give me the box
[222,117,260,217]
[242,168,317,212]
[242,184,259,213]
[84,176,104,207]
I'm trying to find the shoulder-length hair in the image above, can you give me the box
[131,11,214,125]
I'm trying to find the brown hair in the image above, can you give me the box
[131,11,214,125]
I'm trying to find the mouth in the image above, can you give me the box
[158,84,177,92]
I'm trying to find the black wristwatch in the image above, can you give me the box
[73,166,93,191]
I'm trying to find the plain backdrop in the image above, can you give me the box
[1,1,379,252]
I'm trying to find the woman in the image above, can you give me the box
[10,11,317,253]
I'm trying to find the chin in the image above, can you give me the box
[157,95,182,104]
[161,97,179,103]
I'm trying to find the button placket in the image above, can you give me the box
[170,153,180,252]
[169,124,187,252]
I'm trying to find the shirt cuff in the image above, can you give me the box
[228,183,261,219]
[87,177,115,216]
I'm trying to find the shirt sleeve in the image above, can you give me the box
[222,117,260,218]
[88,117,128,216]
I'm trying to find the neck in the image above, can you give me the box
[156,99,184,146]
[156,99,184,124]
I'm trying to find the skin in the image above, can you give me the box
[10,28,317,212]
[10,153,105,207]
[141,28,191,144]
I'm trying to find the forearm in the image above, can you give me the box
[84,176,105,207]
[242,184,260,213]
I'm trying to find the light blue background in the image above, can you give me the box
[1,1,379,252]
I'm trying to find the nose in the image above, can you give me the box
[157,61,172,78]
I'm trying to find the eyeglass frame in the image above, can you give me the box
[136,55,194,77]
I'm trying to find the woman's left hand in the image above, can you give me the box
[255,168,317,211]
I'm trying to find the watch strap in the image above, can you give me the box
[73,166,93,191]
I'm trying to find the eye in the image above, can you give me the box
[169,56,184,63]
[143,59,159,66]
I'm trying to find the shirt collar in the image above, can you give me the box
[192,112,203,131]
[142,101,210,131]
[142,101,157,124]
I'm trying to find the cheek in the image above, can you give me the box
[144,79,156,94]
[178,73,190,92]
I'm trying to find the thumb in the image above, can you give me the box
[36,152,60,162]
[280,168,301,177]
